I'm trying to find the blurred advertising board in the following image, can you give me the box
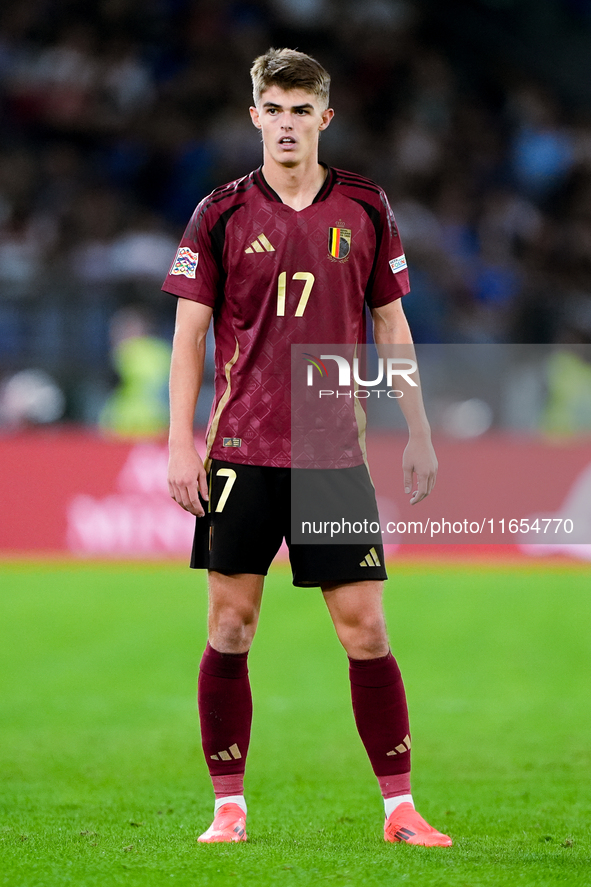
[0,432,195,557]
[0,430,590,560]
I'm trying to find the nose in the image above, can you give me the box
[281,115,293,130]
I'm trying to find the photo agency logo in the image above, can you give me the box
[303,351,418,399]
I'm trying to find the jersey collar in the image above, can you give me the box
[254,164,336,205]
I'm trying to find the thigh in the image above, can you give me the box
[288,463,387,587]
[322,580,389,659]
[191,460,286,575]
[289,542,387,587]
[290,463,385,546]
[322,579,385,621]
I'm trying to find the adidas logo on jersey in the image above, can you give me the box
[210,743,242,762]
[386,734,411,756]
[245,233,275,253]
[359,547,381,567]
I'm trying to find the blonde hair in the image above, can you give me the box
[250,48,330,108]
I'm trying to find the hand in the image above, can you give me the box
[402,436,438,505]
[168,445,209,516]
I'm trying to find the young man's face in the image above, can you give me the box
[250,86,333,169]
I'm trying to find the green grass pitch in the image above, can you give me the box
[1,559,590,886]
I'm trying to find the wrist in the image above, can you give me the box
[168,434,198,452]
[407,425,431,440]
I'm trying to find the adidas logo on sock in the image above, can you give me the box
[386,734,411,756]
[210,743,242,762]
[245,233,275,253]
[360,547,381,567]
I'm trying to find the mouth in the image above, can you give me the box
[278,137,297,147]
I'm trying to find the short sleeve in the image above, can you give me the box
[161,199,220,307]
[365,192,410,309]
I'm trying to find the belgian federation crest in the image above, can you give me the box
[328,226,352,260]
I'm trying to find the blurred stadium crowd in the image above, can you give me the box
[1,0,591,427]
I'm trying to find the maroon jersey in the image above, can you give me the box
[162,166,409,468]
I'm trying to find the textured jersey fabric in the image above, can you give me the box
[162,166,409,467]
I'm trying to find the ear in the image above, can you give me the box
[249,106,262,129]
[319,107,334,131]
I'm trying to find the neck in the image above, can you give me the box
[261,155,326,211]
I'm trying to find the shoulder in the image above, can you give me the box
[205,171,257,209]
[331,168,396,233]
[187,172,257,235]
[332,168,387,204]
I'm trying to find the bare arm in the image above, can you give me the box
[371,298,437,504]
[167,297,213,516]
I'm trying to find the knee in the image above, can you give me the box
[336,613,389,660]
[209,601,259,653]
[207,572,262,653]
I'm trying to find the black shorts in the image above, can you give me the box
[190,459,388,588]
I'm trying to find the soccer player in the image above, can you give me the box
[163,48,451,848]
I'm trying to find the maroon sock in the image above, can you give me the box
[349,652,412,798]
[198,642,252,799]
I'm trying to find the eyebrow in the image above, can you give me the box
[262,102,315,111]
